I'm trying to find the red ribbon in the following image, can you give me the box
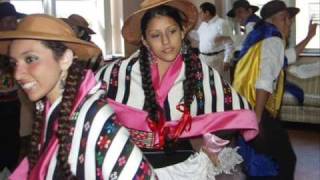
[147,104,192,149]
[147,113,166,149]
[173,104,192,139]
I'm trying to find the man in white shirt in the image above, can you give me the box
[227,0,260,51]
[190,2,233,80]
[233,1,317,179]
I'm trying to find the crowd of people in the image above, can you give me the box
[0,0,318,179]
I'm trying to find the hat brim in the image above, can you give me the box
[62,18,96,34]
[0,30,100,60]
[16,12,26,19]
[122,0,198,45]
[227,5,259,18]
[287,7,299,18]
[83,27,95,34]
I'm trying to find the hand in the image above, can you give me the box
[223,62,230,71]
[307,20,317,39]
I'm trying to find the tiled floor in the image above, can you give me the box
[287,125,320,180]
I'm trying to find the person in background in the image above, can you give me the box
[233,1,317,179]
[62,14,103,72]
[0,14,157,179]
[227,0,317,61]
[97,0,259,179]
[189,2,233,82]
[0,1,26,173]
[62,14,96,42]
[227,0,260,51]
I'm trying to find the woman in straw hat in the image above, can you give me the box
[0,14,157,179]
[97,0,259,179]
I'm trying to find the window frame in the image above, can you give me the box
[10,0,125,58]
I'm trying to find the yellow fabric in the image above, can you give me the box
[233,42,284,118]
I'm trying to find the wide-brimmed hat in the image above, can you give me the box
[122,0,198,45]
[0,2,26,19]
[227,0,259,18]
[64,14,95,34]
[0,14,100,60]
[260,0,299,20]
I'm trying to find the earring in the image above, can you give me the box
[59,72,67,90]
[60,79,66,90]
[181,40,188,55]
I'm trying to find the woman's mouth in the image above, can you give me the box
[21,81,37,90]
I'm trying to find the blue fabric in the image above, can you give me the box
[285,81,304,105]
[283,57,305,105]
[244,14,261,25]
[237,22,282,60]
[237,137,279,176]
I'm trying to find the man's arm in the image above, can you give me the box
[294,20,317,55]
[220,20,234,70]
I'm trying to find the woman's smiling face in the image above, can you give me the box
[9,39,63,102]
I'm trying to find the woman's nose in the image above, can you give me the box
[161,34,170,45]
[14,63,26,81]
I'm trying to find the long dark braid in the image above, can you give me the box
[56,59,84,180]
[28,107,44,169]
[139,45,160,123]
[27,41,85,179]
[181,39,196,109]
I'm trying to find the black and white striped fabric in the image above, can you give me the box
[96,51,250,121]
[41,82,157,180]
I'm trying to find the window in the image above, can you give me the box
[11,0,44,14]
[10,0,125,58]
[296,0,320,53]
[55,0,109,57]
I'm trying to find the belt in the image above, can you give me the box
[200,49,225,56]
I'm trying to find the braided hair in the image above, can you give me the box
[28,40,85,179]
[139,5,197,133]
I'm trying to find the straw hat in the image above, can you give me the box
[64,14,95,34]
[122,0,198,45]
[260,0,299,20]
[0,14,100,60]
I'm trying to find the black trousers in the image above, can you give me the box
[0,100,21,171]
[248,110,296,180]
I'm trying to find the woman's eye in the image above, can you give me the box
[169,29,177,34]
[25,56,38,64]
[150,34,160,38]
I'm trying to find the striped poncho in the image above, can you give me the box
[96,51,258,148]
[10,71,157,180]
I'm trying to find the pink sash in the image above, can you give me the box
[109,98,258,144]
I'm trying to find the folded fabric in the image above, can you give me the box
[237,137,278,177]
[288,61,320,79]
